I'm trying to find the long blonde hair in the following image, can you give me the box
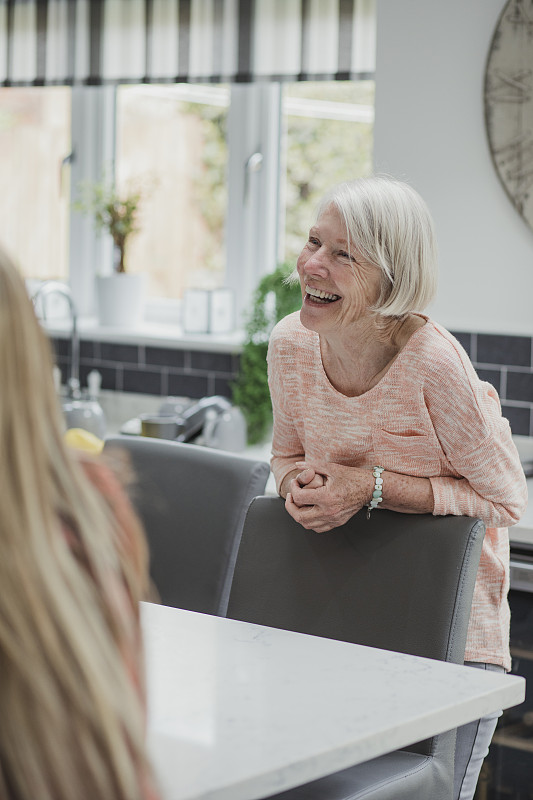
[0,247,154,800]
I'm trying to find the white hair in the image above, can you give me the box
[316,175,438,318]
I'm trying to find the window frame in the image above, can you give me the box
[66,80,373,337]
[68,82,283,331]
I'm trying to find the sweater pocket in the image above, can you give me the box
[371,429,442,476]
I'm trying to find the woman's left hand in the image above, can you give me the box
[286,462,374,533]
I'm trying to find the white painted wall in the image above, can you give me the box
[374,0,533,335]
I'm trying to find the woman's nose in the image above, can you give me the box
[299,249,329,277]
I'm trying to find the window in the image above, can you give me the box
[282,81,374,264]
[2,80,374,330]
[116,84,229,300]
[114,80,374,323]
[0,87,71,281]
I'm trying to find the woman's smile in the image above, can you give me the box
[304,284,342,305]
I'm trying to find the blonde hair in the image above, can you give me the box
[0,247,153,800]
[291,175,438,318]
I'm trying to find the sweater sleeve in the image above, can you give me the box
[267,322,305,494]
[425,343,528,526]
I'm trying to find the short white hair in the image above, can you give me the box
[317,175,438,318]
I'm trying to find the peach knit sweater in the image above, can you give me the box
[267,312,528,670]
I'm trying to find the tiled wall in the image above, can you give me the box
[52,338,241,401]
[52,329,533,437]
[451,331,533,437]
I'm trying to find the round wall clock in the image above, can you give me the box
[484,0,533,231]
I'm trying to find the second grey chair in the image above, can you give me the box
[227,496,486,800]
[103,435,270,616]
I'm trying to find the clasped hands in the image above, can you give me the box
[285,462,374,533]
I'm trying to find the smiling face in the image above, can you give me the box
[297,204,382,336]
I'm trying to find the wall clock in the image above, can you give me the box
[484,0,533,231]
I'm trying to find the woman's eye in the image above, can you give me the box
[308,237,320,247]
[339,250,356,262]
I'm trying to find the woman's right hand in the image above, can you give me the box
[279,466,325,498]
[285,462,374,533]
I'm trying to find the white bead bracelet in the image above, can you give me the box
[366,466,385,520]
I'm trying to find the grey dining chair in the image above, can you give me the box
[103,435,270,616]
[226,496,486,800]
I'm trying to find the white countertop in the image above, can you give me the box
[142,603,525,800]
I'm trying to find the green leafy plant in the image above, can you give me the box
[74,178,143,273]
[232,263,302,444]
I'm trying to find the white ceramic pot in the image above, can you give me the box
[96,273,146,327]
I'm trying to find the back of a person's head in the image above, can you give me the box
[317,175,439,318]
[0,246,153,800]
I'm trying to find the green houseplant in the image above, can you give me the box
[75,177,143,274]
[232,263,302,445]
[75,178,146,327]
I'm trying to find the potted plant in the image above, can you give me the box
[75,177,146,327]
[231,263,302,444]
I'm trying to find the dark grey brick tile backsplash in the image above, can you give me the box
[122,367,164,395]
[168,372,210,398]
[100,343,140,364]
[477,333,532,367]
[190,350,236,373]
[50,329,533,436]
[79,363,120,392]
[506,371,533,404]
[501,405,532,437]
[54,337,71,358]
[145,346,185,369]
[452,331,533,435]
[213,376,235,398]
[79,340,97,360]
[51,335,241,403]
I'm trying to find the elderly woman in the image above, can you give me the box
[267,176,527,800]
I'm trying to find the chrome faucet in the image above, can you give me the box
[32,281,80,398]
[32,281,106,437]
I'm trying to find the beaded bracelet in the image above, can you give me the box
[366,466,385,519]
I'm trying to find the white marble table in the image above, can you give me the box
[142,602,525,800]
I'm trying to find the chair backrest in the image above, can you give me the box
[227,497,485,666]
[103,435,270,616]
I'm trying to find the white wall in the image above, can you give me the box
[374,0,533,335]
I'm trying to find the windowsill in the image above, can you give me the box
[42,317,246,353]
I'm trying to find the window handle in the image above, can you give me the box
[59,150,75,195]
[244,152,263,203]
